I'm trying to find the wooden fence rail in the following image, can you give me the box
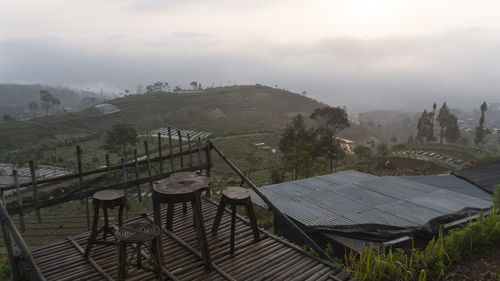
[0,135,336,280]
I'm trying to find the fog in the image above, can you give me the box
[1,0,500,112]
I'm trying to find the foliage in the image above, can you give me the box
[344,209,500,281]
[0,254,9,281]
[494,184,500,209]
[376,143,389,155]
[436,102,460,144]
[354,144,373,160]
[146,81,169,93]
[39,89,61,116]
[407,134,414,145]
[310,106,350,172]
[242,152,260,182]
[2,114,13,122]
[474,101,490,147]
[101,124,138,159]
[416,109,436,144]
[391,143,408,151]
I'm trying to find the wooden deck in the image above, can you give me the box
[27,197,354,281]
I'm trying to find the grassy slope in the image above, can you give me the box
[0,85,324,151]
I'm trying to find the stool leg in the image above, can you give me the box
[166,203,174,230]
[103,208,109,240]
[151,237,164,281]
[192,195,211,269]
[118,203,124,227]
[211,197,226,234]
[85,203,100,256]
[136,243,142,268]
[230,205,237,254]
[118,241,127,281]
[152,195,164,264]
[245,198,260,240]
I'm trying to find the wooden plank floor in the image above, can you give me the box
[29,197,354,281]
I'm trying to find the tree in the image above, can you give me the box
[474,101,490,147]
[39,90,60,116]
[436,102,460,144]
[407,134,414,145]
[437,102,450,144]
[190,81,198,90]
[353,144,372,160]
[310,106,350,173]
[2,114,13,122]
[279,114,316,179]
[101,124,138,158]
[390,136,398,143]
[377,143,389,155]
[416,109,435,144]
[445,114,460,143]
[28,102,38,117]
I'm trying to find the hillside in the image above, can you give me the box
[0,84,104,120]
[0,85,326,150]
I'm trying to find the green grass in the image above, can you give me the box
[343,209,500,281]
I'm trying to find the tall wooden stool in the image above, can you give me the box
[85,189,125,256]
[153,172,212,269]
[212,186,260,254]
[115,223,163,281]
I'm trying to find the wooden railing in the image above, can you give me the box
[0,134,334,280]
[0,130,212,280]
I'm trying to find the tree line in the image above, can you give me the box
[414,101,491,148]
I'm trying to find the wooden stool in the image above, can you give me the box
[85,189,125,256]
[115,223,163,281]
[212,186,260,254]
[153,172,212,269]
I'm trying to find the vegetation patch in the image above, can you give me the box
[342,209,500,281]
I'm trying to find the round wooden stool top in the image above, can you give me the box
[115,223,160,243]
[222,186,250,202]
[93,189,125,208]
[153,172,211,203]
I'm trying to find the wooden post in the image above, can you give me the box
[187,134,193,168]
[13,170,25,232]
[134,149,142,202]
[144,141,153,193]
[77,146,90,231]
[121,158,129,212]
[197,137,203,175]
[0,186,20,280]
[0,219,20,280]
[177,130,184,169]
[29,161,42,223]
[105,154,111,184]
[168,127,174,171]
[158,132,163,175]
[205,140,211,177]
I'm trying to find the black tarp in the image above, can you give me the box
[307,208,484,243]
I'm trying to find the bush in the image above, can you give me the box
[494,185,500,209]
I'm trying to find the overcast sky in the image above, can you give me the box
[1,0,500,112]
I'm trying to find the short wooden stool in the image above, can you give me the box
[85,189,125,256]
[212,186,260,254]
[115,223,163,281]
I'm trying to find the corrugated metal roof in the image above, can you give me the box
[452,161,500,194]
[397,175,492,201]
[250,170,492,228]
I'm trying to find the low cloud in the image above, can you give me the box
[1,28,500,112]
